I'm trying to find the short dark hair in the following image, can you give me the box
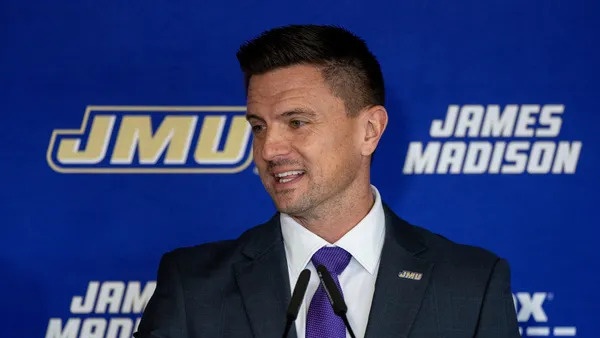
[236,24,385,115]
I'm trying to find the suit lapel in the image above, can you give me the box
[364,206,434,338]
[233,215,296,338]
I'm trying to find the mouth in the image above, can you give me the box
[273,170,305,184]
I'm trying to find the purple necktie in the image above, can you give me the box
[306,246,352,338]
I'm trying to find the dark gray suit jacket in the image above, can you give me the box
[136,206,520,337]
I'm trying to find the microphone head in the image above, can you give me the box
[287,269,311,320]
[316,265,348,315]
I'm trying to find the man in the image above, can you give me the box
[136,25,520,338]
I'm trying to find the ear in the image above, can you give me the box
[360,105,388,156]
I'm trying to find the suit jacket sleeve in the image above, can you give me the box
[474,258,520,338]
[136,252,188,338]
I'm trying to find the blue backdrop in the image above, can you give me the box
[2,1,598,337]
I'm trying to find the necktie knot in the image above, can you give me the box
[311,246,351,275]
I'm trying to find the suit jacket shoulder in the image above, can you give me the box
[137,216,288,338]
[412,223,500,265]
[164,215,281,275]
[384,204,502,270]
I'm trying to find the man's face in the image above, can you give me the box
[246,64,367,217]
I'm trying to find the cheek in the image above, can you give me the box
[330,122,361,154]
[314,141,349,175]
[328,127,363,173]
[251,141,263,162]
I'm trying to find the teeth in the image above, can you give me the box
[275,170,304,183]
[275,170,304,178]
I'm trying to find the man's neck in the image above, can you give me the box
[290,185,375,243]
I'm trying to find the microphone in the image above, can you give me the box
[282,269,311,338]
[316,265,357,338]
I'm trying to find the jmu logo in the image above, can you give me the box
[47,106,253,173]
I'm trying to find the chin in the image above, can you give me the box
[273,199,300,214]
[274,201,295,214]
[276,199,314,216]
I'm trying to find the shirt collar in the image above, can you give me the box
[280,185,386,280]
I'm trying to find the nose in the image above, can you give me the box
[258,127,291,161]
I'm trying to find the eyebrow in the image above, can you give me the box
[245,113,264,122]
[246,108,317,122]
[281,108,317,119]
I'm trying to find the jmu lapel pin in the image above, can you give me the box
[398,270,423,281]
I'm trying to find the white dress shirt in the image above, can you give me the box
[281,185,386,338]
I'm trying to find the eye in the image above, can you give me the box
[290,120,306,128]
[250,124,265,133]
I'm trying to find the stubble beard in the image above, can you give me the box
[270,175,356,221]
[267,181,321,216]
